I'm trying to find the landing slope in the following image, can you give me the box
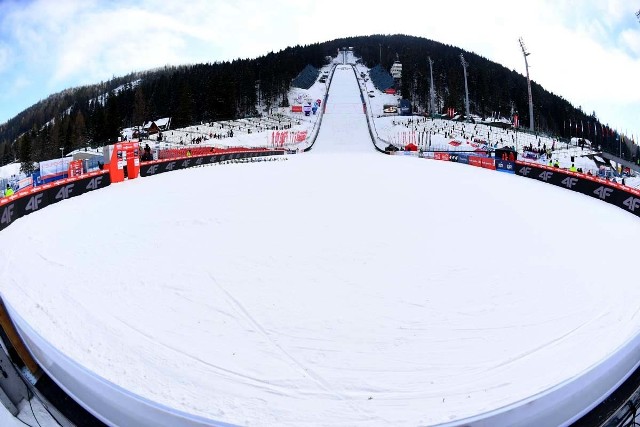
[2,155,640,426]
[312,65,374,153]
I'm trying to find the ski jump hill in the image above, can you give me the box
[1,54,640,427]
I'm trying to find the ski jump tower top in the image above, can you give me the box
[338,47,354,65]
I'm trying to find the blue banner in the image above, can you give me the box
[496,160,516,174]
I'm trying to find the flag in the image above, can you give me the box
[295,131,307,143]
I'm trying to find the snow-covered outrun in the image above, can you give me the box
[1,57,640,427]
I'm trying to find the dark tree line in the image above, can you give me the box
[1,34,636,169]
[0,43,328,168]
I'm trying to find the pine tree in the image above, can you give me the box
[133,86,147,128]
[72,111,88,149]
[19,132,36,174]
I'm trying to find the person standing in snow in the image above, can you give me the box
[4,184,14,197]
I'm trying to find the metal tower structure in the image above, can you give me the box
[460,53,470,121]
[428,57,436,115]
[519,37,535,131]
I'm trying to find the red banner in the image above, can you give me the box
[481,158,496,170]
[469,156,483,167]
[68,160,84,177]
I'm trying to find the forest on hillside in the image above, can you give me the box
[0,34,636,171]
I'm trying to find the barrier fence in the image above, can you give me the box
[0,170,110,233]
[514,160,640,218]
[141,149,285,177]
[158,146,273,160]
[415,150,640,219]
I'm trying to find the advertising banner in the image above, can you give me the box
[16,176,34,192]
[434,152,450,161]
[68,160,84,177]
[0,171,110,232]
[44,171,111,207]
[480,158,496,170]
[0,196,19,232]
[140,150,285,177]
[448,154,459,163]
[495,160,516,174]
[515,161,640,218]
[40,158,72,180]
[469,156,483,168]
[457,153,470,164]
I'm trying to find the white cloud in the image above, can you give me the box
[0,0,638,137]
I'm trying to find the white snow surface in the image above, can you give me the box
[4,150,640,426]
[313,65,372,153]
[1,64,640,426]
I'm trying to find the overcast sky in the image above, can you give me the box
[1,0,639,139]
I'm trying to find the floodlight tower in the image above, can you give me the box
[519,37,535,131]
[428,57,436,115]
[460,53,471,121]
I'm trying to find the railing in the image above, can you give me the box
[349,64,387,153]
[303,63,337,152]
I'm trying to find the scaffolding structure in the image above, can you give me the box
[460,54,470,121]
[519,37,535,132]
[428,57,436,115]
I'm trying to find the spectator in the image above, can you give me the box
[4,184,14,197]
[142,144,152,161]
